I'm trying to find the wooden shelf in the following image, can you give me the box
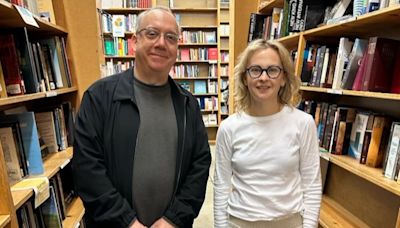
[276,33,300,49]
[105,55,135,59]
[303,5,400,39]
[208,140,216,145]
[172,77,218,80]
[101,7,148,13]
[300,86,400,101]
[11,189,33,209]
[180,25,218,29]
[0,215,10,228]
[319,196,369,228]
[11,148,73,209]
[178,43,218,46]
[176,60,215,63]
[194,93,218,96]
[258,0,284,15]
[62,197,85,228]
[201,109,218,112]
[206,125,218,128]
[0,0,67,35]
[328,154,400,197]
[0,87,78,106]
[171,8,218,12]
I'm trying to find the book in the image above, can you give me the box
[36,0,56,23]
[331,37,353,90]
[194,80,207,94]
[14,27,40,94]
[361,37,399,92]
[341,38,368,90]
[366,116,390,167]
[0,127,24,185]
[247,13,267,42]
[0,33,25,96]
[0,112,44,175]
[40,186,63,227]
[348,112,370,160]
[383,122,400,179]
[390,47,400,94]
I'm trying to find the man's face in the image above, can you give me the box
[134,10,179,75]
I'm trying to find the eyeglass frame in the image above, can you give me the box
[245,65,285,79]
[136,27,180,45]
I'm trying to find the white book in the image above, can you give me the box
[112,15,126,37]
[383,122,400,179]
[331,37,353,90]
[0,127,24,185]
[320,48,330,86]
[35,112,58,153]
[348,112,370,160]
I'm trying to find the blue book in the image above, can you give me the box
[0,112,44,175]
[194,80,207,94]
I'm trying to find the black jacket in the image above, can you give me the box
[72,68,211,228]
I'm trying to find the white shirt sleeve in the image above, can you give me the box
[300,116,322,228]
[214,121,233,228]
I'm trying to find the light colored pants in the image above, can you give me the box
[228,213,303,228]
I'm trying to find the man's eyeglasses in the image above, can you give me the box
[136,27,179,45]
[245,65,284,79]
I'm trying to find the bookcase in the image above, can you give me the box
[233,0,400,227]
[0,0,101,227]
[98,0,223,142]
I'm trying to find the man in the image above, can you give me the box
[72,7,211,228]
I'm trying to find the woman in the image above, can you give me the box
[214,39,321,228]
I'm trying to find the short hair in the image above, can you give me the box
[234,39,301,113]
[135,6,180,33]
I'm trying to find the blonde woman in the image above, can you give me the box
[214,39,321,228]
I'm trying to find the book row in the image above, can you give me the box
[170,63,217,78]
[0,29,73,97]
[1,103,74,185]
[299,100,400,181]
[249,1,400,43]
[301,37,400,94]
[14,164,79,228]
[177,47,218,61]
[101,0,152,8]
[177,80,218,94]
[104,37,136,57]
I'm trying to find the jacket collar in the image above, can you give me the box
[113,67,189,102]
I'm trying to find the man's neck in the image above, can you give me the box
[134,66,169,86]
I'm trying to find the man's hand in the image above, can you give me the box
[130,219,147,228]
[150,218,175,228]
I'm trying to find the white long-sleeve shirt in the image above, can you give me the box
[214,105,322,228]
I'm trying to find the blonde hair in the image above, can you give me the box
[234,39,301,113]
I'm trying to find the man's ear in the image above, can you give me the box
[132,33,138,44]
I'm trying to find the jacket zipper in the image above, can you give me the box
[170,96,187,207]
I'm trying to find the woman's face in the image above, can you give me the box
[244,48,286,107]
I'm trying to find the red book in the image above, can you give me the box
[208,48,218,61]
[180,48,190,61]
[0,34,25,96]
[352,49,368,91]
[390,47,400,94]
[361,37,399,92]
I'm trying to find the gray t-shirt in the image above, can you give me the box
[132,77,177,226]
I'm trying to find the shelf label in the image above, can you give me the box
[208,60,217,64]
[14,5,39,28]
[12,177,50,208]
[60,159,71,169]
[327,89,343,95]
[45,91,58,97]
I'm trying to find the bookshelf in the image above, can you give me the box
[233,0,400,227]
[0,0,101,227]
[97,0,224,141]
